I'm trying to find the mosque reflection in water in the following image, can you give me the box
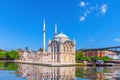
[17,64,76,80]
[17,64,120,80]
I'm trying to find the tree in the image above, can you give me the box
[0,52,6,60]
[77,51,84,56]
[102,56,111,61]
[76,51,88,62]
[90,56,102,62]
[6,50,20,60]
[83,56,91,61]
[90,56,111,62]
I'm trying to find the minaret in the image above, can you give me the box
[43,19,46,54]
[54,23,57,36]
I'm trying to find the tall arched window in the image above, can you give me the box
[51,47,53,53]
[57,46,59,52]
[67,46,69,52]
[64,46,66,52]
[70,47,72,52]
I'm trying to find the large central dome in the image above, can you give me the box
[55,33,69,39]
[54,33,70,43]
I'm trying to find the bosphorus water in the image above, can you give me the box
[0,62,120,80]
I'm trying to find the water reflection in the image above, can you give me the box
[76,66,120,80]
[0,62,120,80]
[17,64,120,80]
[17,64,76,80]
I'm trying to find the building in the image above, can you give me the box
[105,51,118,59]
[20,50,37,62]
[20,19,76,65]
[84,50,118,59]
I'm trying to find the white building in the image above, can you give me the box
[105,51,119,59]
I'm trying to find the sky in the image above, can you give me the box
[0,0,120,50]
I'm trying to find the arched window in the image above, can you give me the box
[70,47,72,52]
[64,46,66,52]
[51,47,53,53]
[67,46,69,52]
[57,46,59,53]
[66,43,70,52]
[54,46,56,53]
[69,43,72,52]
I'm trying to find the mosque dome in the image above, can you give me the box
[54,33,70,43]
[55,33,69,39]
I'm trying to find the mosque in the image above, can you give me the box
[20,19,76,65]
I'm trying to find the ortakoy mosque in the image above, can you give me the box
[21,20,76,65]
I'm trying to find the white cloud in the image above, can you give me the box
[115,39,120,42]
[100,4,107,14]
[80,9,91,22]
[80,16,85,21]
[79,1,108,22]
[80,1,86,7]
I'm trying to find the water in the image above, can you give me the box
[0,62,120,80]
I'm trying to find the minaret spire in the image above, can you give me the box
[43,19,46,32]
[43,19,46,54]
[54,23,57,36]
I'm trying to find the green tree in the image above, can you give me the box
[91,56,100,62]
[83,56,91,61]
[76,51,89,62]
[0,52,6,60]
[6,50,19,60]
[90,56,111,62]
[102,56,111,61]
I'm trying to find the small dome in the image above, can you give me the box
[55,33,69,39]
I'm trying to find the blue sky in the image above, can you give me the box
[0,0,120,50]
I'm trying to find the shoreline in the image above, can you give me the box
[0,60,120,67]
[0,60,85,67]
